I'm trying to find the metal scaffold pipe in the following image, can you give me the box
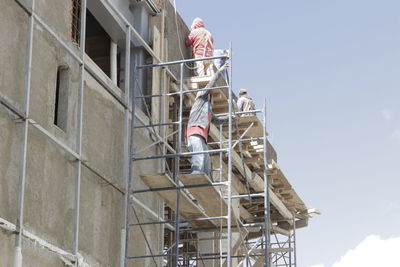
[14,0,35,266]
[263,97,271,267]
[227,42,233,267]
[121,25,131,267]
[72,0,87,256]
[174,62,185,267]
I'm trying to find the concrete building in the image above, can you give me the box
[0,0,315,266]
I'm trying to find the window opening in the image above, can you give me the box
[85,10,120,85]
[54,66,70,131]
[71,0,81,44]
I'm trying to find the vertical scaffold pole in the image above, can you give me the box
[262,97,271,267]
[174,63,184,267]
[126,61,139,266]
[293,214,297,267]
[227,43,233,267]
[72,0,87,255]
[219,124,223,264]
[289,229,292,266]
[121,25,131,267]
[14,1,35,266]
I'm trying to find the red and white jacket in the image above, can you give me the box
[186,18,214,58]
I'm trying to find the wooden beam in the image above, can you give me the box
[240,205,252,220]
[178,173,236,226]
[278,218,309,231]
[246,173,293,223]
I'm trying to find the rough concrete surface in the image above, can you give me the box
[0,0,197,266]
[79,165,123,266]
[24,124,75,252]
[0,0,28,110]
[0,106,21,223]
[30,21,80,149]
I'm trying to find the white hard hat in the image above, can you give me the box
[239,88,247,95]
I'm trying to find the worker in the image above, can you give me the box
[186,17,214,76]
[237,88,256,116]
[213,49,229,82]
[186,64,233,176]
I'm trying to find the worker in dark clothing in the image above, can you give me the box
[186,64,233,176]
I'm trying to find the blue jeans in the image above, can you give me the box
[187,135,211,176]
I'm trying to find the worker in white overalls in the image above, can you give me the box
[237,88,256,116]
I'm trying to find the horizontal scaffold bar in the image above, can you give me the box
[137,55,230,69]
[129,216,227,227]
[131,181,228,194]
[132,149,228,161]
[127,254,177,260]
[219,109,264,116]
[226,193,266,199]
[179,223,265,233]
[208,137,265,145]
[136,85,230,98]
[127,253,269,260]
[133,121,179,128]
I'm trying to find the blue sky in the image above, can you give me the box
[174,0,400,266]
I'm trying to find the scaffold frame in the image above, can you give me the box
[0,1,300,267]
[122,51,287,267]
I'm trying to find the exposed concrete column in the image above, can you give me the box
[198,232,216,267]
[110,40,118,84]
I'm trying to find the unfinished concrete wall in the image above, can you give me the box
[149,0,191,76]
[0,105,21,267]
[1,0,216,266]
[0,0,28,110]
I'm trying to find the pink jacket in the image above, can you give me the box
[185,18,214,58]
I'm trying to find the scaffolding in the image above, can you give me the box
[0,1,308,266]
[122,52,295,267]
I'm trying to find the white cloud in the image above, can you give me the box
[331,235,400,267]
[309,264,325,267]
[381,108,393,121]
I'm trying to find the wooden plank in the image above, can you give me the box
[226,116,264,138]
[178,173,236,226]
[140,173,214,228]
[247,174,293,223]
[253,256,265,267]
[271,225,290,236]
[211,123,293,227]
[245,225,290,240]
[268,161,308,215]
[278,218,309,231]
[185,75,212,84]
[240,205,252,220]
